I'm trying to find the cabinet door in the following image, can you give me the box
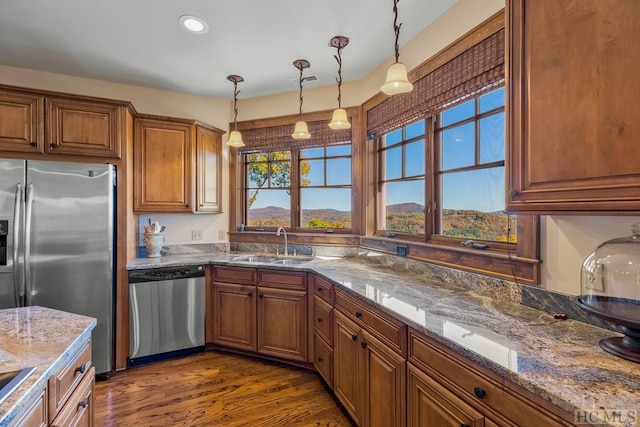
[50,366,95,427]
[257,287,308,362]
[507,0,640,211]
[213,282,256,351]
[408,363,485,427]
[134,118,193,212]
[361,330,406,427]
[333,311,362,425]
[46,98,121,158]
[11,388,46,427]
[194,126,222,213]
[0,91,44,154]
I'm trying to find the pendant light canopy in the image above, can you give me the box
[226,74,245,148]
[328,35,351,130]
[292,59,311,140]
[380,0,413,95]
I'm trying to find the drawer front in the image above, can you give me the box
[408,329,573,427]
[312,275,334,305]
[50,366,95,427]
[313,296,333,345]
[48,340,92,423]
[335,288,406,356]
[314,333,333,388]
[12,388,46,427]
[258,269,306,290]
[213,266,256,285]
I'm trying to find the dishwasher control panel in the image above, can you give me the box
[128,265,204,283]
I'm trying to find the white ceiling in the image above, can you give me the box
[0,0,457,100]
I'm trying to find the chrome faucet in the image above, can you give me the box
[276,227,288,256]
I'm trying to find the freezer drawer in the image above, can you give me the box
[128,274,205,364]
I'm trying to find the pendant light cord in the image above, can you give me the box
[334,46,344,108]
[298,66,304,118]
[233,81,240,131]
[393,0,402,63]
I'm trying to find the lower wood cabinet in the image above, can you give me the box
[11,388,47,427]
[212,267,308,363]
[49,367,95,427]
[333,310,406,427]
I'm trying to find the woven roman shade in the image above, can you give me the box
[367,28,505,138]
[238,119,351,153]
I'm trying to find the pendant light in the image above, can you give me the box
[380,0,414,95]
[291,59,311,139]
[226,74,245,148]
[328,36,351,130]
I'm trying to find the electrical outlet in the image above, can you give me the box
[396,246,408,257]
[191,230,203,241]
[218,229,226,240]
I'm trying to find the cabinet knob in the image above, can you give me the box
[78,397,89,409]
[317,357,323,362]
[75,363,87,375]
[361,341,368,349]
[259,292,264,298]
[317,317,322,323]
[49,142,56,149]
[317,287,323,292]
[509,189,519,198]
[185,203,190,208]
[351,334,358,341]
[461,425,471,427]
[473,387,486,399]
[30,141,37,147]
[247,291,253,297]
[355,312,362,318]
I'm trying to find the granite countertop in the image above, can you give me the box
[128,253,640,426]
[0,306,96,427]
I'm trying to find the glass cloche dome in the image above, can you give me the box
[578,223,640,363]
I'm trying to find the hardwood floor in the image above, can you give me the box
[95,350,355,426]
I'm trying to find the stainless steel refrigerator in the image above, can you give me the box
[0,159,115,376]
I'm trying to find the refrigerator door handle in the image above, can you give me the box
[24,183,34,306]
[12,183,23,306]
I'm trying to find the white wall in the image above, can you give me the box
[1,0,635,296]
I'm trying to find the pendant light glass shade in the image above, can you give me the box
[380,62,413,95]
[328,108,351,130]
[292,121,311,139]
[227,130,244,147]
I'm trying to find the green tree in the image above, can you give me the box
[247,151,310,208]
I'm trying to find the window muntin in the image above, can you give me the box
[243,144,352,231]
[300,145,351,229]
[378,119,426,235]
[436,87,516,243]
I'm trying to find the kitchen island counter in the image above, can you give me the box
[128,253,640,426]
[0,306,96,426]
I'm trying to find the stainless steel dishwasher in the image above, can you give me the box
[128,264,205,365]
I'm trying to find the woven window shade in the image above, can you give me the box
[238,119,351,153]
[368,28,505,138]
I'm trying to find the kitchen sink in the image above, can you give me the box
[0,367,36,405]
[272,257,312,265]
[231,255,312,265]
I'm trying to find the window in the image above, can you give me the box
[243,143,352,231]
[436,87,516,243]
[377,120,426,235]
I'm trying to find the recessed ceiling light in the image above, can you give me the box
[179,15,209,34]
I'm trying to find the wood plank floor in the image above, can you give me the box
[95,350,355,426]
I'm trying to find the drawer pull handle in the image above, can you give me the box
[351,334,358,341]
[473,387,486,399]
[247,291,253,297]
[355,312,362,318]
[78,397,89,409]
[361,341,367,349]
[75,363,87,375]
[317,317,322,323]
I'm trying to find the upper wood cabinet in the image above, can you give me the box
[506,0,640,212]
[0,87,125,159]
[134,116,193,212]
[195,126,222,213]
[133,115,224,213]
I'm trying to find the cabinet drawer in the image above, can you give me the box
[312,275,334,305]
[313,296,333,345]
[335,288,406,356]
[408,329,573,427]
[213,266,256,285]
[12,388,46,427]
[258,269,306,290]
[48,340,92,423]
[314,333,333,388]
[50,366,95,427]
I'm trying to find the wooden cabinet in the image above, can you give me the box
[407,328,574,427]
[49,367,95,427]
[12,388,47,427]
[133,116,193,212]
[312,275,335,387]
[212,266,308,362]
[0,87,125,159]
[133,116,224,213]
[333,310,406,427]
[507,0,640,212]
[194,126,222,213]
